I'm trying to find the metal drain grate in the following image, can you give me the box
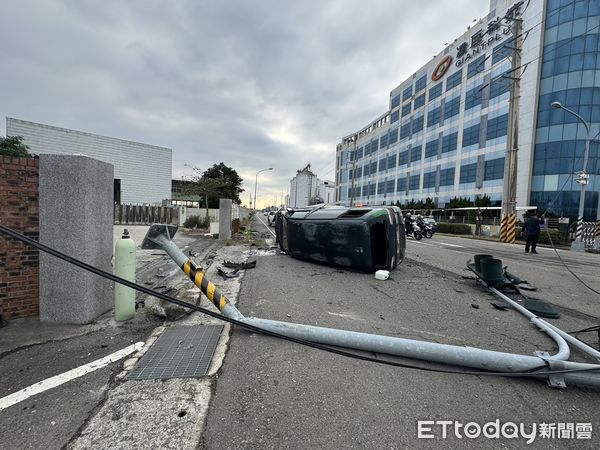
[129,325,223,380]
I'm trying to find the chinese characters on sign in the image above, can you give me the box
[454,1,524,67]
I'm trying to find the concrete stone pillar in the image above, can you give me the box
[39,155,114,323]
[219,198,232,240]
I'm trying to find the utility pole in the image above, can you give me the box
[350,135,357,207]
[500,16,522,244]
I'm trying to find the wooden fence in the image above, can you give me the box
[114,204,179,225]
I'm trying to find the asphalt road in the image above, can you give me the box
[201,219,600,449]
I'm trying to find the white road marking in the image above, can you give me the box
[409,240,464,248]
[0,342,144,412]
[438,242,464,248]
[257,214,276,238]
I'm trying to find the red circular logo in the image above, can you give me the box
[432,55,453,81]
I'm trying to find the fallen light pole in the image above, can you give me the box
[142,224,600,389]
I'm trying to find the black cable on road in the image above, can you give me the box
[1,223,599,380]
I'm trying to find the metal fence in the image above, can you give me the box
[114,204,179,225]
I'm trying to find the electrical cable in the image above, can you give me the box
[1,223,600,379]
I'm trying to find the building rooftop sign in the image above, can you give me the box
[454,0,524,68]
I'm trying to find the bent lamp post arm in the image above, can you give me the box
[551,102,591,251]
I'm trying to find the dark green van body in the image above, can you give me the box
[275,206,406,272]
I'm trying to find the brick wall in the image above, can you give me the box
[0,156,40,319]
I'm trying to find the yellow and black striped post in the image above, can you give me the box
[505,213,516,244]
[499,214,516,244]
[182,259,233,314]
[596,221,600,239]
[499,215,509,242]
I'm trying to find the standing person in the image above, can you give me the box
[475,209,483,237]
[522,212,544,254]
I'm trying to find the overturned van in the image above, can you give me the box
[274,205,406,272]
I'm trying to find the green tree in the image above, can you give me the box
[185,162,244,210]
[0,136,30,157]
[201,162,244,207]
[474,194,491,208]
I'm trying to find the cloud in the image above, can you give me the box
[0,0,489,207]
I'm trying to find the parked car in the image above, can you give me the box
[267,211,276,226]
[275,205,406,272]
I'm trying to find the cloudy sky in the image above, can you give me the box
[1,0,489,208]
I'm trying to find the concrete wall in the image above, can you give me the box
[39,155,114,324]
[7,117,172,205]
[0,156,40,319]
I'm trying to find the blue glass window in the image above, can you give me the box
[389,128,398,145]
[492,43,511,65]
[486,114,509,140]
[387,154,397,169]
[402,103,411,117]
[425,139,438,158]
[465,85,483,110]
[363,163,370,177]
[414,94,426,109]
[397,178,407,192]
[377,181,385,195]
[467,55,486,78]
[446,69,462,91]
[423,171,436,188]
[356,147,363,159]
[386,180,395,194]
[490,74,510,98]
[409,175,420,190]
[444,96,460,119]
[429,83,442,101]
[369,183,376,196]
[399,151,408,166]
[391,94,400,109]
[410,146,421,162]
[462,124,480,147]
[391,110,399,123]
[370,161,377,174]
[402,85,413,101]
[355,167,362,178]
[372,139,379,152]
[400,123,411,140]
[439,167,455,186]
[415,75,427,93]
[379,157,387,172]
[427,106,442,128]
[380,133,389,148]
[442,132,458,153]
[459,163,477,184]
[484,157,505,180]
[364,141,371,156]
[412,115,424,134]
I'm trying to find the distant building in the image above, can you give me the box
[6,117,172,205]
[317,180,336,204]
[335,0,600,219]
[289,165,335,208]
[171,179,202,207]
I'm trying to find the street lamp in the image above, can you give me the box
[551,101,591,251]
[254,167,273,211]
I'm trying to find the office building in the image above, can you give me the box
[335,0,600,219]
